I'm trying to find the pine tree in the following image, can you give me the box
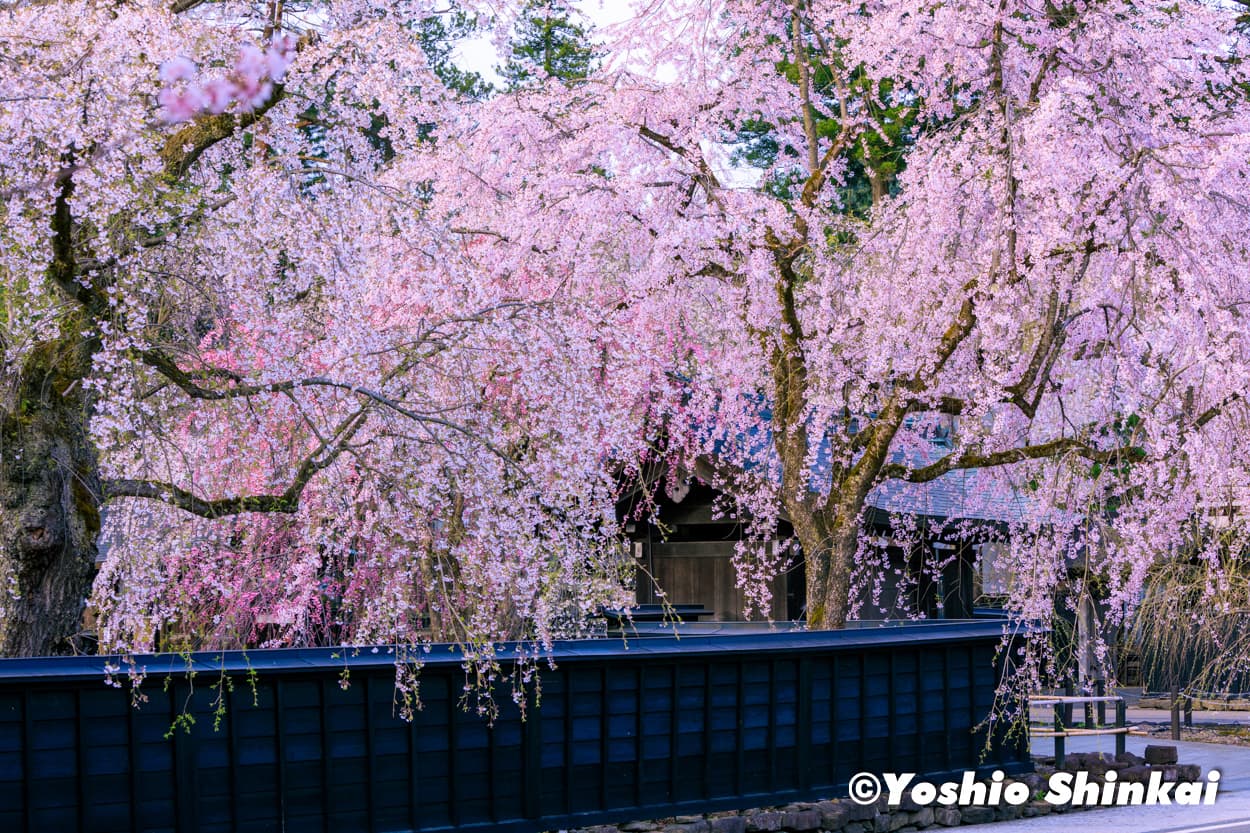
[499,0,598,89]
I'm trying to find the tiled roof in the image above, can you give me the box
[865,462,1031,524]
[710,407,1031,525]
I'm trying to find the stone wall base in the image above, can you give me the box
[562,748,1198,833]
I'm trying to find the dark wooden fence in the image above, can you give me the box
[0,621,1029,833]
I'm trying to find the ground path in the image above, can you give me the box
[976,734,1250,833]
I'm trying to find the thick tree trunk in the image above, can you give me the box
[798,515,859,629]
[0,357,100,656]
[870,172,888,209]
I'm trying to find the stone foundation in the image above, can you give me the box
[560,748,1199,833]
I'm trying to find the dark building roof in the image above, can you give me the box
[866,464,1030,525]
[708,405,1032,525]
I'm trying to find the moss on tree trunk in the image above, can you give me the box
[0,340,101,656]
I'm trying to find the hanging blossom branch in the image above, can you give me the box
[157,34,296,122]
[102,409,371,518]
[133,353,530,475]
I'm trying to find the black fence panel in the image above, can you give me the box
[0,621,1029,833]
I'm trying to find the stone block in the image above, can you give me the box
[622,824,660,832]
[932,808,961,827]
[1145,744,1179,765]
[744,811,784,832]
[709,818,747,833]
[1083,760,1111,777]
[1115,751,1145,766]
[782,809,822,831]
[911,807,933,828]
[958,807,995,825]
[843,824,867,833]
[1178,764,1202,781]
[817,801,853,830]
[993,805,1021,821]
[846,802,878,822]
[887,813,912,832]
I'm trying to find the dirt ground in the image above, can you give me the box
[1131,720,1250,747]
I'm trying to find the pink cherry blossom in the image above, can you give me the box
[158,55,196,83]
[155,35,296,123]
[201,78,234,115]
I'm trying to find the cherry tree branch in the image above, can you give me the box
[1002,241,1096,418]
[880,437,1145,484]
[135,301,534,403]
[847,285,978,457]
[790,0,820,178]
[47,154,88,311]
[636,125,723,206]
[102,409,369,517]
[1196,393,1241,430]
[159,87,286,180]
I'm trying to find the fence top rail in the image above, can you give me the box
[1029,695,1125,704]
[0,619,1035,683]
[1030,727,1131,737]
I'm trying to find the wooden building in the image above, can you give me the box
[619,446,1028,624]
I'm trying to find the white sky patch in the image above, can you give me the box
[454,35,505,86]
[701,139,763,190]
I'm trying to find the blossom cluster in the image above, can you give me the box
[158,34,296,122]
